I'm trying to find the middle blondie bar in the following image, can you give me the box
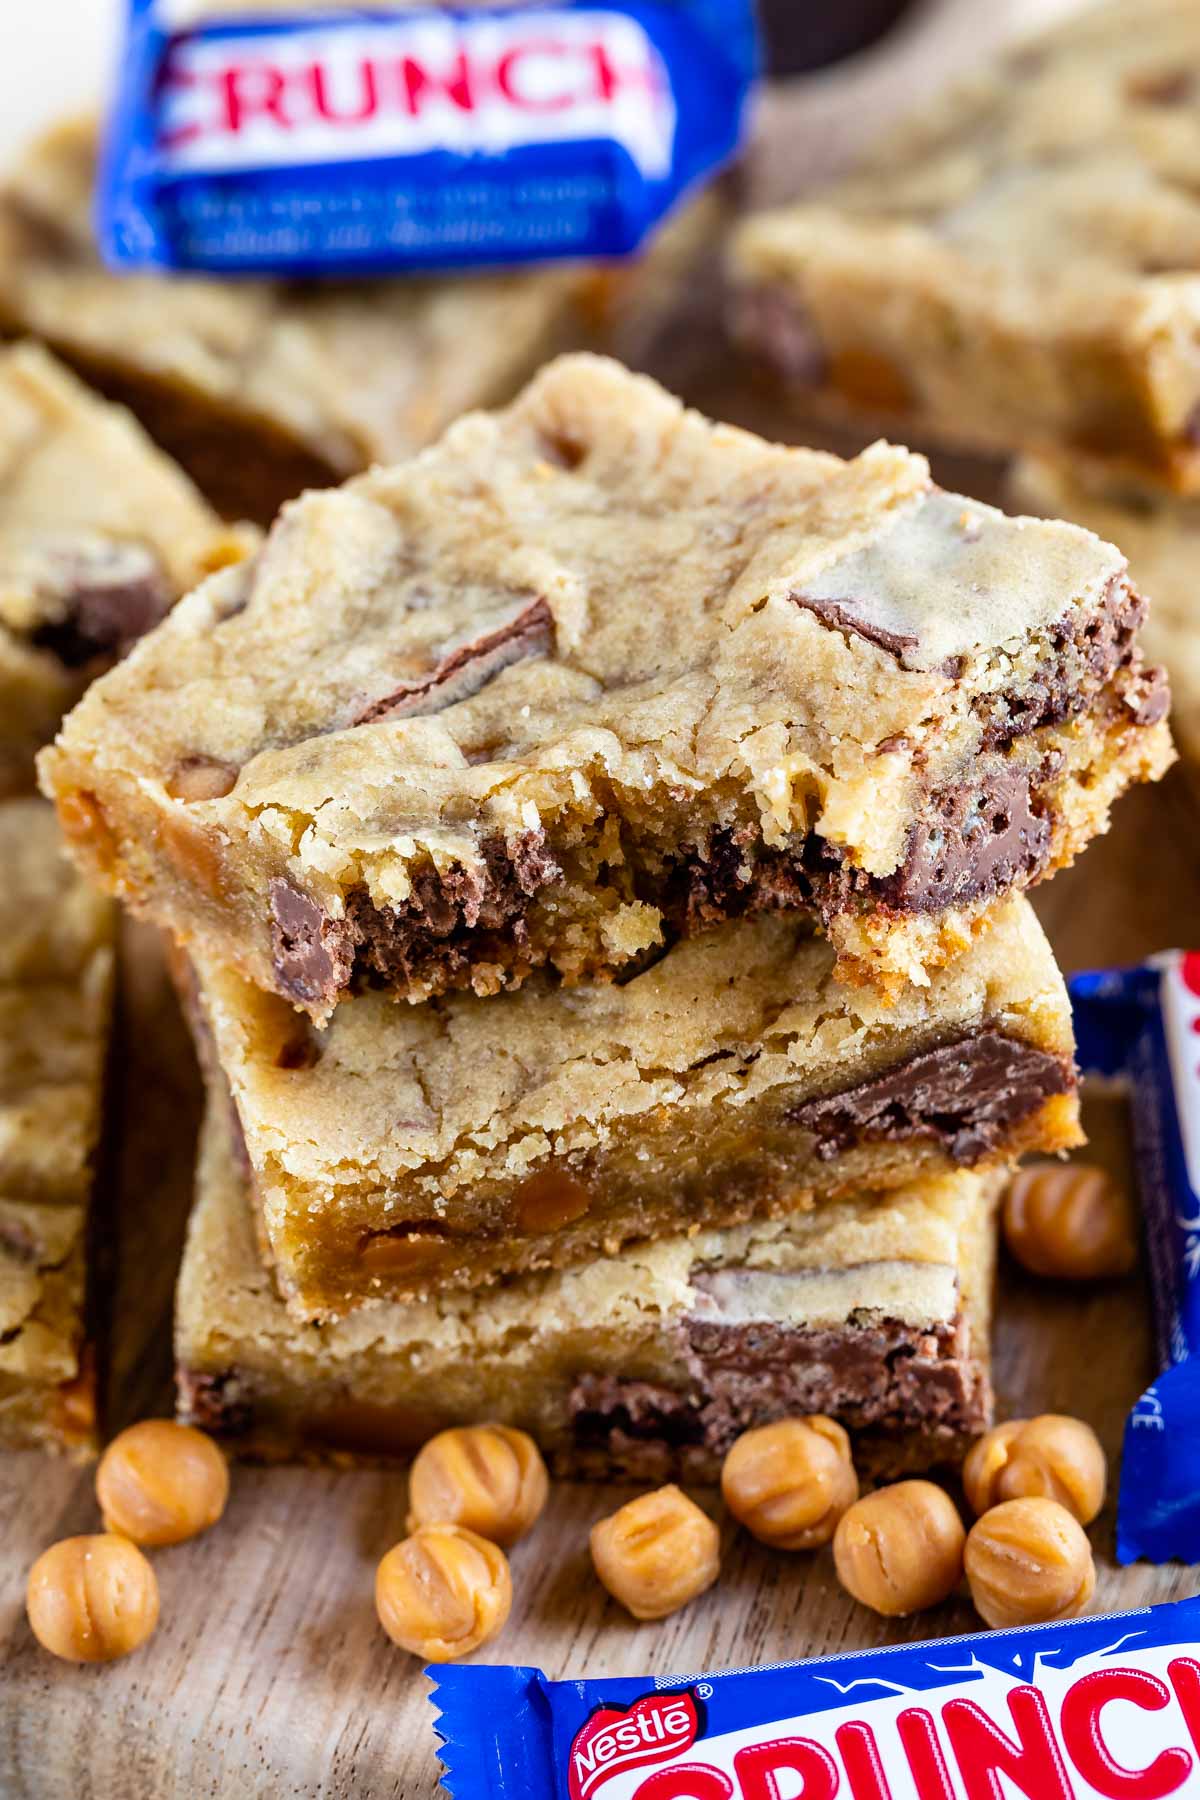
[41,356,1171,1012]
[186,896,1077,1317]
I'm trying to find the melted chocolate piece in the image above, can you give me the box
[30,538,172,668]
[877,761,1052,914]
[269,879,355,1008]
[1124,662,1170,726]
[175,1367,254,1437]
[345,829,560,995]
[352,596,554,725]
[788,1028,1072,1164]
[569,1308,987,1480]
[975,574,1147,749]
[791,593,920,665]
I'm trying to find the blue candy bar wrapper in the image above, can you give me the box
[1071,954,1200,1565]
[428,1595,1200,1797]
[98,0,758,275]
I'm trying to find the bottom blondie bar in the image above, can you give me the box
[1011,455,1200,784]
[0,798,115,1456]
[176,1100,999,1482]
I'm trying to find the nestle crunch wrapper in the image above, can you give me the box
[99,0,758,274]
[428,1595,1200,1797]
[1071,955,1200,1565]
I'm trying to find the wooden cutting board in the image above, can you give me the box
[3,3,1199,1794]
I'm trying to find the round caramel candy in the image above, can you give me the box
[964,1415,1106,1525]
[1003,1163,1136,1281]
[590,1485,720,1621]
[965,1497,1096,1630]
[375,1524,512,1662]
[833,1480,965,1617]
[407,1423,549,1547]
[27,1535,159,1663]
[721,1416,858,1550]
[97,1419,230,1547]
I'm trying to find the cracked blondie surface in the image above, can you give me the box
[0,799,115,1457]
[0,343,251,794]
[42,356,1171,1012]
[0,120,707,524]
[731,0,1200,492]
[1011,454,1200,786]
[176,1097,998,1480]
[183,895,1076,1317]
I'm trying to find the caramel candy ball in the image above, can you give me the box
[407,1424,549,1547]
[721,1416,859,1550]
[1004,1163,1137,1281]
[27,1535,160,1663]
[833,1481,965,1617]
[97,1420,230,1547]
[590,1485,720,1621]
[965,1497,1096,1630]
[964,1416,1106,1526]
[375,1524,512,1662]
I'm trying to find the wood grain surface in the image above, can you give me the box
[4,3,1199,1795]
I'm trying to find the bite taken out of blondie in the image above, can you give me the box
[40,356,1172,1015]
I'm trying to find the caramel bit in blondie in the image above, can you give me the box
[358,1221,454,1277]
[166,757,238,803]
[511,1167,592,1235]
[54,786,117,868]
[1003,1162,1138,1280]
[52,1359,98,1445]
[965,1497,1096,1630]
[159,813,230,903]
[829,347,914,414]
[1125,66,1193,105]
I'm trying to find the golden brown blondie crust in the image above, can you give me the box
[40,357,1171,1015]
[183,895,1076,1318]
[176,1098,999,1481]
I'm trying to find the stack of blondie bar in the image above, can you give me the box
[34,350,1171,1479]
[730,0,1200,788]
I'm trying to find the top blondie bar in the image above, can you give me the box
[40,356,1171,1014]
[731,0,1200,492]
